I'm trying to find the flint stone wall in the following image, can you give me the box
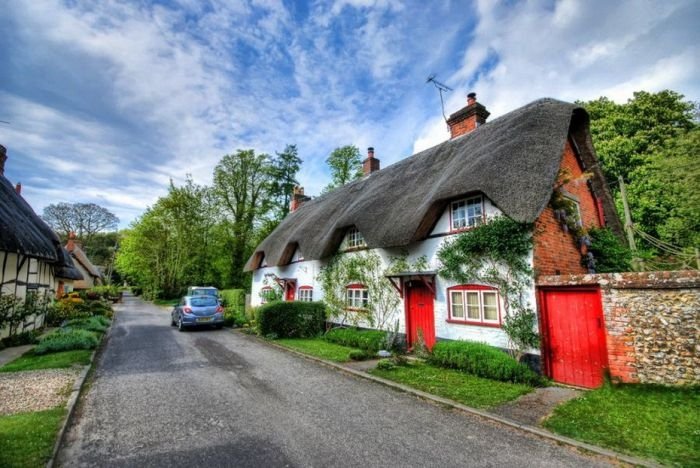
[538,270,699,385]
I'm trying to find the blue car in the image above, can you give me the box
[171,295,224,331]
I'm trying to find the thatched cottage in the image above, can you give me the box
[65,233,103,290]
[245,96,622,379]
[0,145,83,336]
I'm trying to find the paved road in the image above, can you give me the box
[58,294,610,467]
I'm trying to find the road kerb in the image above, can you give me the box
[243,331,660,468]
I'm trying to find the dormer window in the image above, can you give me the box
[451,196,484,231]
[345,227,366,249]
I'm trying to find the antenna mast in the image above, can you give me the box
[426,74,452,122]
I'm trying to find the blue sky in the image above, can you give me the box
[1,0,698,228]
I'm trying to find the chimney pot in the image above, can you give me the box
[15,182,21,195]
[446,92,490,139]
[362,146,380,176]
[290,186,310,213]
[367,147,375,159]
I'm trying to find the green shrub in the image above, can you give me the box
[34,329,98,355]
[0,329,41,349]
[256,301,326,338]
[588,227,633,273]
[64,316,111,334]
[428,340,543,386]
[349,350,372,361]
[323,327,388,352]
[376,359,396,371]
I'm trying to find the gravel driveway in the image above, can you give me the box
[0,368,80,415]
[58,294,611,467]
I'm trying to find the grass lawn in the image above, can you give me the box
[275,338,360,362]
[544,384,700,466]
[370,361,533,408]
[0,407,66,467]
[0,350,92,372]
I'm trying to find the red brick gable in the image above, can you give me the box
[533,139,603,277]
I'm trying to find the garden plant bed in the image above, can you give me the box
[369,361,533,409]
[543,383,700,466]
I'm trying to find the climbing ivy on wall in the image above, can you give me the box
[437,216,540,358]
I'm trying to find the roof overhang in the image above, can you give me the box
[384,271,437,298]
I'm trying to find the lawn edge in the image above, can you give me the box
[45,320,112,468]
[240,330,661,468]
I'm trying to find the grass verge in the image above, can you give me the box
[153,298,179,307]
[275,338,360,362]
[0,349,92,373]
[544,383,700,466]
[370,361,533,409]
[0,407,66,467]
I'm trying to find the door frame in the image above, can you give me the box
[537,285,607,385]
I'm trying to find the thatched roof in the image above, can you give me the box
[67,242,102,279]
[0,174,60,262]
[55,246,84,281]
[245,98,621,271]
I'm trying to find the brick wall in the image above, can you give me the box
[533,140,603,277]
[538,271,700,386]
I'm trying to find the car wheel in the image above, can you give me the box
[178,318,185,332]
[171,316,176,326]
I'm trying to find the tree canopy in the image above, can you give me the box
[42,202,119,244]
[323,145,363,192]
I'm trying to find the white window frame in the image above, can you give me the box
[448,286,501,326]
[345,227,365,248]
[451,196,484,231]
[346,285,369,309]
[298,287,313,302]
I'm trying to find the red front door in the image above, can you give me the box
[405,281,435,350]
[285,283,296,301]
[540,288,608,388]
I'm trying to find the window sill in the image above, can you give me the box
[446,319,501,328]
[341,246,368,253]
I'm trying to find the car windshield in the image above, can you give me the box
[190,296,217,307]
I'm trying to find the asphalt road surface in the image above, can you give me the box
[57,294,610,467]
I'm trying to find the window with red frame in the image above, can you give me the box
[447,285,500,326]
[346,284,368,309]
[298,287,313,302]
[451,196,484,231]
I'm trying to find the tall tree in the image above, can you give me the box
[323,145,363,192]
[42,202,119,245]
[268,144,302,218]
[213,149,274,288]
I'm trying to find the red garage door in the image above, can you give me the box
[539,288,608,388]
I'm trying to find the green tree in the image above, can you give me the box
[42,202,119,246]
[268,144,302,219]
[213,149,274,288]
[323,145,363,192]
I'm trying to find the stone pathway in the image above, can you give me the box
[0,344,34,367]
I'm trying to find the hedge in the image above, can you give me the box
[323,327,388,352]
[256,301,326,338]
[221,289,247,327]
[428,340,543,386]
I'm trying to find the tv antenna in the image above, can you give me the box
[426,74,452,121]
[0,120,9,125]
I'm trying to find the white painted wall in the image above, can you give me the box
[250,195,539,354]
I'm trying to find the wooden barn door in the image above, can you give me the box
[539,287,608,388]
[405,281,435,350]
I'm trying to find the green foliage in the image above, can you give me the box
[428,340,543,386]
[34,328,99,355]
[323,327,388,352]
[86,285,121,300]
[275,338,359,362]
[587,227,633,272]
[370,362,533,409]
[323,145,363,192]
[268,144,302,219]
[544,383,700,466]
[437,216,538,357]
[0,407,66,468]
[220,289,247,326]
[256,301,326,338]
[501,309,540,357]
[319,251,410,330]
[0,329,41,350]
[45,294,112,326]
[0,292,54,337]
[348,349,372,361]
[64,316,111,334]
[1,350,92,372]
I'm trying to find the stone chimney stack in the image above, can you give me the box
[289,186,311,213]
[446,92,490,138]
[362,147,380,176]
[0,145,7,177]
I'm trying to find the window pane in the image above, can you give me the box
[483,292,498,321]
[451,291,464,318]
[452,201,466,229]
[467,198,483,227]
[466,292,480,319]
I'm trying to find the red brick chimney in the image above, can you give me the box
[66,232,76,252]
[0,145,7,177]
[289,186,311,213]
[362,147,380,176]
[446,92,490,138]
